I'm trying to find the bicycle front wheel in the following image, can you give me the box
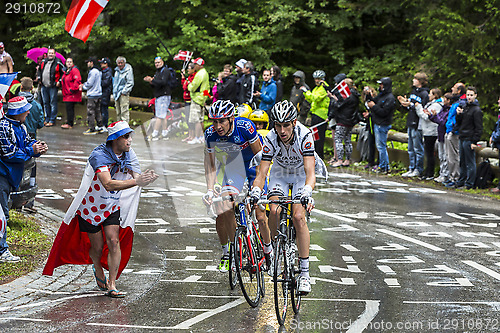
[228,237,238,290]
[252,228,266,297]
[235,227,261,307]
[290,243,301,314]
[274,236,290,325]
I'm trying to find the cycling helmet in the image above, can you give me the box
[270,101,297,123]
[312,70,326,79]
[208,100,235,119]
[249,109,269,128]
[236,103,252,118]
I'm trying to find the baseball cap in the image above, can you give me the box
[192,57,205,66]
[235,59,247,69]
[0,42,4,48]
[99,57,111,65]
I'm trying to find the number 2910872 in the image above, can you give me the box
[5,2,61,14]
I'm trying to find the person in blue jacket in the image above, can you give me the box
[0,96,48,262]
[254,69,277,114]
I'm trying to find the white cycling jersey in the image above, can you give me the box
[261,122,315,198]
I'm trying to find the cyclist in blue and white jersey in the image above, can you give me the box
[202,100,271,272]
[250,100,315,294]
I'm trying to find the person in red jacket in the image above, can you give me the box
[61,58,82,129]
[181,62,196,142]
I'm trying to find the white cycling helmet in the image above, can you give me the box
[270,101,297,123]
[312,70,326,79]
[208,100,235,119]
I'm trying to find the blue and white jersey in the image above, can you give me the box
[205,117,259,178]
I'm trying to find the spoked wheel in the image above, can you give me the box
[273,237,290,325]
[252,229,266,297]
[235,227,261,307]
[290,245,301,314]
[228,237,238,290]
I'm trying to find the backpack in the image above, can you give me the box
[167,67,179,90]
[491,120,500,145]
[474,159,493,189]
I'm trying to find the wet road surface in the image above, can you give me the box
[2,123,500,332]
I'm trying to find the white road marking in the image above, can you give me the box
[168,308,208,312]
[310,244,326,251]
[161,275,219,284]
[164,256,212,262]
[384,278,401,288]
[0,293,100,313]
[340,244,360,251]
[0,317,51,322]
[177,179,207,187]
[313,208,357,222]
[164,246,212,253]
[311,277,356,285]
[377,265,396,275]
[404,301,500,305]
[186,266,218,271]
[463,260,500,281]
[141,229,182,235]
[377,229,445,251]
[346,300,380,333]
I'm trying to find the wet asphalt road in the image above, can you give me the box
[2,122,500,332]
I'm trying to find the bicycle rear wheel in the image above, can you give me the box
[228,238,238,290]
[235,227,261,307]
[273,236,290,325]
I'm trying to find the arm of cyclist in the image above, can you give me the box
[250,159,271,206]
[203,150,217,205]
[301,155,316,213]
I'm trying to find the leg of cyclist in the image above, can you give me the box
[214,199,237,272]
[292,203,311,294]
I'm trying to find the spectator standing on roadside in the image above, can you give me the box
[454,86,482,189]
[270,66,283,102]
[490,97,500,194]
[61,58,82,129]
[303,70,329,159]
[0,96,48,262]
[37,48,64,127]
[254,69,277,114]
[361,86,377,168]
[290,70,311,125]
[19,78,44,208]
[399,73,429,178]
[0,42,14,74]
[187,57,210,144]
[417,88,442,180]
[328,78,360,167]
[234,59,247,100]
[366,77,396,173]
[80,57,103,135]
[238,61,259,106]
[444,83,467,188]
[144,57,173,141]
[427,92,452,183]
[216,64,237,104]
[100,58,113,131]
[113,56,134,123]
[181,62,196,142]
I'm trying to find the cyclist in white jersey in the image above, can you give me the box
[250,101,315,294]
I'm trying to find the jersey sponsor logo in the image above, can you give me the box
[263,146,271,153]
[304,142,312,149]
[233,136,241,143]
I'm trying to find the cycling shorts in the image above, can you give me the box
[267,173,306,200]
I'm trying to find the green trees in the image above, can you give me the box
[4,0,500,135]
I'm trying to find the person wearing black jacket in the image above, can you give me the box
[99,58,113,130]
[328,78,360,167]
[237,61,259,105]
[366,77,396,173]
[454,86,483,189]
[144,57,172,140]
[216,64,237,103]
[270,65,283,102]
[398,73,429,178]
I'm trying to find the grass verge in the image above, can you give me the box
[0,210,51,284]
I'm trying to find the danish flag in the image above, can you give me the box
[173,50,193,62]
[333,79,351,99]
[65,0,109,42]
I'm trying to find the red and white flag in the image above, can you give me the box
[333,79,351,99]
[173,50,193,61]
[65,0,109,43]
[309,120,327,141]
[43,163,140,279]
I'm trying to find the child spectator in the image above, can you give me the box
[427,92,452,183]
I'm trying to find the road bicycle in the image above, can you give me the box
[258,186,309,325]
[210,193,266,307]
